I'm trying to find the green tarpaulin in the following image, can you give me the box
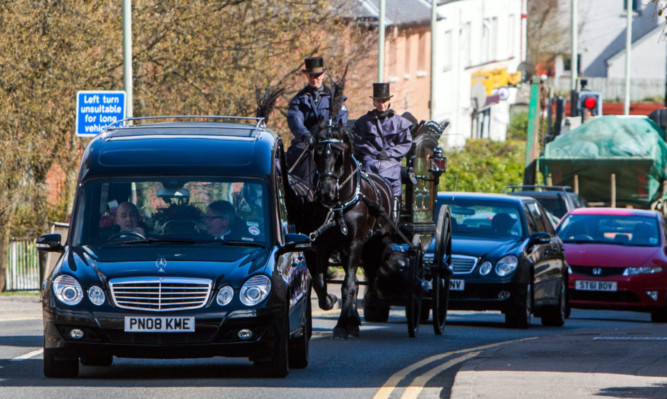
[539,115,667,208]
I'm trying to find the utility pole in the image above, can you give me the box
[123,0,133,119]
[430,0,437,120]
[378,0,386,83]
[570,0,578,116]
[624,0,633,115]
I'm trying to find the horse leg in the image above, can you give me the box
[306,249,337,311]
[333,244,363,339]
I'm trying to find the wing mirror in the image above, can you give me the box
[278,233,311,255]
[529,232,552,244]
[36,233,64,253]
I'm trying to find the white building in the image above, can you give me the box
[432,0,526,148]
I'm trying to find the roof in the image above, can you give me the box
[437,192,533,204]
[568,207,660,218]
[79,120,280,182]
[347,0,435,27]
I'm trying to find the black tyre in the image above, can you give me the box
[651,303,667,323]
[406,235,423,338]
[255,306,289,378]
[541,277,566,327]
[505,282,532,329]
[80,354,113,367]
[43,348,79,378]
[289,292,311,369]
[364,305,390,322]
[433,205,452,335]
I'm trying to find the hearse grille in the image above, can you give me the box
[450,255,478,274]
[109,277,212,312]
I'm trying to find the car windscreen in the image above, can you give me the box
[557,214,659,246]
[70,177,268,246]
[438,199,524,238]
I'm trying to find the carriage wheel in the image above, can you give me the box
[432,205,452,335]
[406,235,424,338]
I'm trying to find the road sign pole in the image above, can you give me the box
[123,0,133,119]
[524,76,540,185]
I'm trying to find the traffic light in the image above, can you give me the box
[577,91,603,117]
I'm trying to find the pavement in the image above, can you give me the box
[449,323,667,399]
[3,294,667,398]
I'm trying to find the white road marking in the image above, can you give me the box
[11,349,43,362]
[373,338,535,399]
[594,336,667,341]
[0,317,41,322]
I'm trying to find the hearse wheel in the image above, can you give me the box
[432,205,452,335]
[406,235,424,338]
[43,348,79,378]
[254,304,289,377]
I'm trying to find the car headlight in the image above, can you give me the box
[479,261,493,276]
[87,285,106,306]
[495,255,519,277]
[53,275,83,306]
[623,267,664,276]
[240,275,271,306]
[216,285,234,306]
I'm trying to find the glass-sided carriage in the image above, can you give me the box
[363,121,453,338]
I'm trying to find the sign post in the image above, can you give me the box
[75,91,126,137]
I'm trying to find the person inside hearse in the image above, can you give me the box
[204,200,255,241]
[115,201,146,236]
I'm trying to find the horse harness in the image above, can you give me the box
[308,138,391,242]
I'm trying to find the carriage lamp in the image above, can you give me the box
[429,147,446,174]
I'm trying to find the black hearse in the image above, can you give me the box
[38,117,311,378]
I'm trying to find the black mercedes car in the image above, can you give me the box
[426,192,568,328]
[37,117,311,378]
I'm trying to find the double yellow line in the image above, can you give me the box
[374,338,535,399]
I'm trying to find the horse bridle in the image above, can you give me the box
[315,138,358,203]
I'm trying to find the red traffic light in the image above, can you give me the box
[583,96,597,109]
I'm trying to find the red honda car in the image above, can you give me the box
[557,208,667,322]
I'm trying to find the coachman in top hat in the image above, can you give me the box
[286,56,348,186]
[352,82,413,216]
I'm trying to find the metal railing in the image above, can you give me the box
[5,238,40,291]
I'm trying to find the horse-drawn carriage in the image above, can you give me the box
[354,119,453,337]
[257,82,453,339]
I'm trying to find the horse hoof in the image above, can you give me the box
[319,293,338,311]
[332,328,346,340]
[347,325,360,338]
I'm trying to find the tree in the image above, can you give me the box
[0,0,374,291]
[526,0,570,71]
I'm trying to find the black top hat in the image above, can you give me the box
[301,57,325,74]
[371,82,393,99]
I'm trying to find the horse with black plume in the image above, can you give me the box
[308,66,396,339]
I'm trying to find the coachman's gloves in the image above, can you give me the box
[302,133,316,147]
[377,151,390,161]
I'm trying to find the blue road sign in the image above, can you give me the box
[76,91,126,137]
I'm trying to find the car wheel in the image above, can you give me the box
[288,295,311,369]
[505,282,532,329]
[541,278,566,327]
[43,348,79,378]
[651,304,667,323]
[254,306,289,378]
[364,305,390,322]
[80,354,113,367]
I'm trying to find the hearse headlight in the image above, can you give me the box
[216,285,234,306]
[53,275,83,306]
[479,261,493,276]
[495,255,518,277]
[87,285,106,306]
[623,267,664,276]
[240,275,271,306]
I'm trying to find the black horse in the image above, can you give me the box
[309,119,395,339]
